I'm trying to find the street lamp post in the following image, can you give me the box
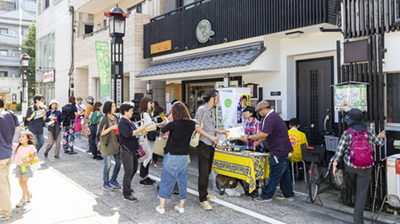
[104,5,128,111]
[20,53,30,123]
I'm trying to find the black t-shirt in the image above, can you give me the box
[161,119,196,155]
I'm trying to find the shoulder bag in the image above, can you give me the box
[153,132,167,156]
[190,112,206,148]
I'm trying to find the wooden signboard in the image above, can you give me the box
[151,40,172,54]
[165,83,181,103]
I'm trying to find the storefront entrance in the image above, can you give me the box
[297,57,334,145]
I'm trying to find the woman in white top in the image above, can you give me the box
[138,97,165,186]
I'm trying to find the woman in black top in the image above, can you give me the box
[156,102,218,215]
[118,102,147,202]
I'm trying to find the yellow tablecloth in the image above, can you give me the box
[212,150,270,193]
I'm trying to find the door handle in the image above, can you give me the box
[324,115,330,134]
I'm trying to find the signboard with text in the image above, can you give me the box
[334,84,367,111]
[151,40,172,54]
[95,41,111,99]
[43,70,55,83]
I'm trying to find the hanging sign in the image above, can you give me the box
[43,70,55,83]
[196,19,215,43]
[219,92,241,129]
[95,41,111,99]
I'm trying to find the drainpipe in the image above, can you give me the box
[68,6,74,96]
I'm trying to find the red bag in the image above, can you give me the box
[80,118,91,137]
[74,119,82,132]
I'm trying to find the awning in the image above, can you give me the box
[136,42,266,79]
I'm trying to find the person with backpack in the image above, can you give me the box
[62,96,78,154]
[44,100,63,159]
[25,94,47,153]
[0,98,21,220]
[332,108,385,224]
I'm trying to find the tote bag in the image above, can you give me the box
[74,119,82,132]
[153,133,167,156]
[190,113,206,148]
[80,117,91,137]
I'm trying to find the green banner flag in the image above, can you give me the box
[95,41,111,98]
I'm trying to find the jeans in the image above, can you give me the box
[344,165,372,224]
[33,133,44,153]
[197,141,215,202]
[120,150,138,197]
[260,156,294,199]
[103,153,121,185]
[89,125,98,156]
[159,153,188,200]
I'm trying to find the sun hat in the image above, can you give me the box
[86,96,94,104]
[76,96,83,101]
[48,99,59,109]
[255,101,270,112]
[343,108,367,131]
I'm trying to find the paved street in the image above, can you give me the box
[3,126,399,224]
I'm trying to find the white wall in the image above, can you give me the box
[383,32,400,73]
[36,0,71,106]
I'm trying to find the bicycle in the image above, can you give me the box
[302,127,341,204]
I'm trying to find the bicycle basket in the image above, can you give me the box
[324,135,339,152]
[301,145,325,163]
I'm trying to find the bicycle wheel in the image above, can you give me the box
[329,166,341,190]
[309,163,319,203]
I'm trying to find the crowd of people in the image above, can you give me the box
[0,90,386,223]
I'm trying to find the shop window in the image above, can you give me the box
[0,50,7,56]
[84,24,93,34]
[177,0,209,8]
[0,28,7,34]
[387,73,400,124]
[0,71,7,77]
[128,2,143,14]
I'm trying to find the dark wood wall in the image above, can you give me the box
[342,0,400,38]
[143,0,337,58]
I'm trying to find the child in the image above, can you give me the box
[288,118,308,180]
[13,130,37,208]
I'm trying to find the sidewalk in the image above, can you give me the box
[5,163,134,224]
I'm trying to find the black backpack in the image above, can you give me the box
[62,104,74,127]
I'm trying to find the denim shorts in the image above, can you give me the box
[158,153,189,200]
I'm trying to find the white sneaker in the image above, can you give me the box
[156,205,165,214]
[175,205,184,214]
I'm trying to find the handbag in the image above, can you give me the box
[138,135,150,164]
[80,117,91,137]
[153,133,167,156]
[190,112,206,148]
[29,156,41,172]
[74,118,82,132]
[216,174,239,195]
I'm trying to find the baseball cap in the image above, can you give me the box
[242,106,255,112]
[255,101,270,112]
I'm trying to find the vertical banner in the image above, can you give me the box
[219,92,241,129]
[95,41,111,99]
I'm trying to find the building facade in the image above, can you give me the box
[0,0,35,109]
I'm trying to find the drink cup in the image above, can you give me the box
[114,129,119,135]
[55,117,58,123]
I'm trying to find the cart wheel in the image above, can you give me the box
[309,163,319,203]
[219,188,225,195]
[329,168,340,190]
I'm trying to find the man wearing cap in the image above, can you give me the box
[44,100,64,159]
[241,100,294,202]
[332,108,385,224]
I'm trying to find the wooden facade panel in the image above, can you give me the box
[343,0,400,37]
[143,0,337,58]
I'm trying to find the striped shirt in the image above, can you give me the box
[195,103,215,146]
[333,128,384,169]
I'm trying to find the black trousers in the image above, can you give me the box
[198,141,215,202]
[140,161,149,178]
[345,165,372,224]
[120,150,138,197]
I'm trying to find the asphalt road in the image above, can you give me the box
[4,128,361,224]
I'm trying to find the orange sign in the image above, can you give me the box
[151,40,172,54]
